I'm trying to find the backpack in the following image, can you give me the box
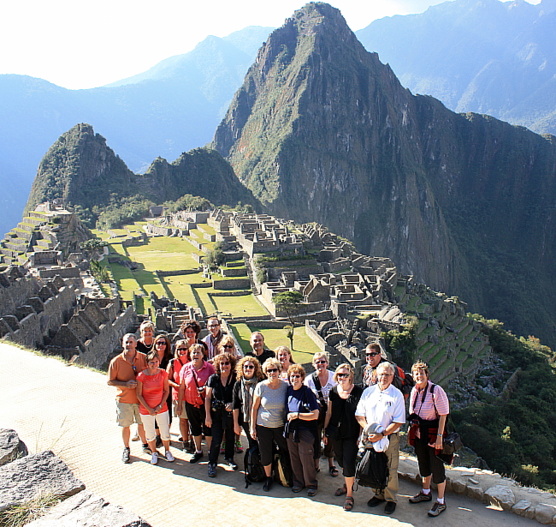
[355,447,389,490]
[273,450,293,487]
[391,363,414,397]
[244,445,265,488]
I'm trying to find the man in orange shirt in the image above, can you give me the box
[107,333,148,463]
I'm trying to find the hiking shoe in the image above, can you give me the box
[165,451,175,462]
[428,501,447,517]
[142,443,151,454]
[409,491,432,504]
[385,501,397,514]
[224,458,238,470]
[367,496,385,507]
[190,451,204,463]
[122,447,130,463]
[208,463,217,478]
[263,477,273,492]
[150,452,158,465]
[235,440,244,453]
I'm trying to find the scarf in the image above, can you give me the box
[240,377,258,424]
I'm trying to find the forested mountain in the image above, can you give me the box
[213,2,556,346]
[25,123,257,223]
[356,0,556,136]
[0,26,270,237]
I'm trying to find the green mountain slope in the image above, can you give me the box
[212,2,556,346]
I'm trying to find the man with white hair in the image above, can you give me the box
[355,361,406,515]
[107,333,148,463]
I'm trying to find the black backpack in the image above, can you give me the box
[355,447,389,490]
[244,445,265,488]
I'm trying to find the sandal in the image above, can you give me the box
[335,485,347,496]
[329,465,339,477]
[343,497,354,511]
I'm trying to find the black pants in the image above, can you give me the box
[256,425,288,467]
[209,410,234,464]
[414,435,446,484]
[332,436,359,478]
[186,402,211,437]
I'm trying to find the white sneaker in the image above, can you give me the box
[165,450,175,462]
[150,452,158,465]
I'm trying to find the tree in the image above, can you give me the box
[273,291,303,348]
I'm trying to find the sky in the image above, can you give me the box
[0,0,540,90]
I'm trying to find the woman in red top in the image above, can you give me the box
[176,344,215,463]
[137,351,174,465]
[168,339,193,452]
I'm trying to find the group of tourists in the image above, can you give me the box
[108,319,450,518]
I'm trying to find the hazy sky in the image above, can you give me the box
[0,0,539,90]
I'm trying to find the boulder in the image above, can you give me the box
[0,428,28,466]
[512,499,535,520]
[0,450,84,511]
[534,503,556,525]
[485,484,515,511]
[26,491,151,527]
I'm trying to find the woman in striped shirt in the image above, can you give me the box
[407,361,449,518]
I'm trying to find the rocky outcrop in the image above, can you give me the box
[212,2,556,347]
[26,492,152,527]
[0,429,150,526]
[0,450,84,511]
[0,428,28,466]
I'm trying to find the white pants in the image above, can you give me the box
[140,410,170,443]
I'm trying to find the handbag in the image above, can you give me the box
[441,431,463,455]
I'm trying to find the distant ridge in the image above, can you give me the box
[213,2,556,345]
[356,0,556,136]
[0,26,272,238]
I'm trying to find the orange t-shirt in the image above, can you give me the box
[137,369,169,415]
[107,352,147,404]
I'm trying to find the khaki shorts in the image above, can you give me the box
[116,401,142,427]
[173,400,188,419]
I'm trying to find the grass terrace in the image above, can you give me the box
[230,323,320,366]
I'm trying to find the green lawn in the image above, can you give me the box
[230,323,319,366]
[211,294,268,317]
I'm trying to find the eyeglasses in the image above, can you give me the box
[366,352,380,357]
[315,360,327,365]
[337,373,349,378]
[290,374,302,378]
[266,368,279,373]
[243,364,255,370]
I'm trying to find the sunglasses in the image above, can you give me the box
[243,364,255,369]
[337,373,349,378]
[315,360,327,364]
[177,348,188,352]
[266,368,279,373]
[220,362,230,366]
[155,341,167,346]
[290,374,302,379]
[366,352,380,357]
[223,344,234,348]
